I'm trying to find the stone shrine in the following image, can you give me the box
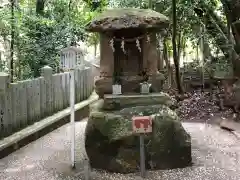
[84,8,192,174]
[85,8,168,97]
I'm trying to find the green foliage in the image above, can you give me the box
[83,0,108,12]
[86,33,99,46]
[0,7,11,37]
[0,0,101,80]
[0,0,232,80]
[109,0,149,9]
[213,58,233,78]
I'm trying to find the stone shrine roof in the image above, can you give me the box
[85,8,169,32]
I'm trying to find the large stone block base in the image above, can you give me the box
[85,101,192,174]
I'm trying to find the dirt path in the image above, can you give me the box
[0,91,239,180]
[0,119,240,180]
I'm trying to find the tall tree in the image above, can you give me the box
[10,0,15,82]
[148,0,152,9]
[194,2,240,77]
[36,0,45,15]
[172,0,183,93]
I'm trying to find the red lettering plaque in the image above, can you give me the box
[132,116,152,134]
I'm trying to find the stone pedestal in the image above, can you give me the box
[94,76,143,97]
[102,92,175,110]
[95,72,165,97]
[86,96,191,174]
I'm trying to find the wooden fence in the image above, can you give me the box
[0,66,94,139]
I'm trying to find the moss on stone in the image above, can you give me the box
[85,8,169,32]
[85,104,192,173]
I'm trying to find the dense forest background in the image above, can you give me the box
[0,0,239,86]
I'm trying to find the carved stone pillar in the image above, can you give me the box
[142,35,149,71]
[148,33,158,75]
[100,34,114,77]
[95,33,114,97]
[142,33,164,92]
[142,33,158,75]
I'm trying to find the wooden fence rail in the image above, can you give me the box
[0,66,94,139]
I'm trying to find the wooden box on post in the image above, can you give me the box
[60,46,85,71]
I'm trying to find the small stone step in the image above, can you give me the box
[103,93,173,110]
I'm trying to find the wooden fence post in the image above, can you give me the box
[41,66,54,116]
[0,72,11,138]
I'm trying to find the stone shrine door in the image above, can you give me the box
[113,39,143,79]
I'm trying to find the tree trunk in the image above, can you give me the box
[177,32,181,61]
[10,0,15,82]
[196,44,199,62]
[94,42,97,57]
[149,0,152,9]
[163,38,171,88]
[194,6,229,57]
[31,0,47,77]
[194,3,240,77]
[221,0,240,44]
[202,35,213,61]
[182,43,186,64]
[36,0,45,15]
[0,52,2,71]
[172,0,183,94]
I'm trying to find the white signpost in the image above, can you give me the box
[132,116,153,178]
[60,46,84,169]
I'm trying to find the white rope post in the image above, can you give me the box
[70,69,76,168]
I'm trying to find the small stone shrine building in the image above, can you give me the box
[85,8,169,97]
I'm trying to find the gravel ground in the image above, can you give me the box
[0,120,240,180]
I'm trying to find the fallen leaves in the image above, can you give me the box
[176,90,234,123]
